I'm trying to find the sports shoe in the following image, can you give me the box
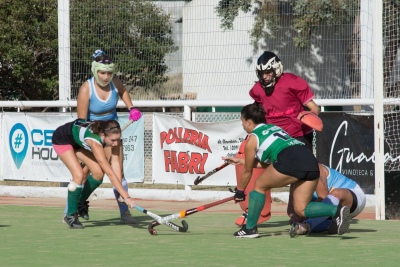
[77,200,89,220]
[328,205,351,235]
[120,210,136,224]
[64,213,84,229]
[289,222,310,237]
[233,224,259,238]
[235,212,248,227]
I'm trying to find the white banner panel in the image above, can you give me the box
[152,113,245,186]
[2,113,75,181]
[1,113,144,183]
[109,115,144,183]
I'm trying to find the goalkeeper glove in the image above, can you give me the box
[233,188,245,203]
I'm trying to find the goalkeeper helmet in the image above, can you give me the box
[256,51,283,94]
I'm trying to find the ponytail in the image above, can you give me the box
[241,103,266,124]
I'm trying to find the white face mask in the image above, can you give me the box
[91,61,115,86]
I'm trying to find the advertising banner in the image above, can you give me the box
[316,112,375,192]
[152,113,245,186]
[1,113,144,183]
[115,115,144,183]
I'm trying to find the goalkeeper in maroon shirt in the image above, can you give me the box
[234,51,323,226]
[250,51,321,149]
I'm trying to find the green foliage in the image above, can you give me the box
[215,0,360,49]
[0,0,58,101]
[215,0,252,30]
[292,0,360,48]
[215,0,399,98]
[249,1,280,47]
[70,0,178,96]
[0,0,177,102]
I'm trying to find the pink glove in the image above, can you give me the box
[129,108,142,121]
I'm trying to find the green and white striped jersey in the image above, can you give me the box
[251,124,304,163]
[71,120,103,151]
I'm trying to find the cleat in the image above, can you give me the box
[120,210,136,224]
[289,222,310,237]
[78,201,90,220]
[233,224,259,238]
[64,213,84,229]
[328,205,351,235]
[235,212,248,227]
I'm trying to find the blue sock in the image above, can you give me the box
[306,195,340,232]
[311,220,332,233]
[64,198,68,215]
[114,178,129,215]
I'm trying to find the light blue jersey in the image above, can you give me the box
[306,165,365,232]
[312,165,357,199]
[87,77,119,121]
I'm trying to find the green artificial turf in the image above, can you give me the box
[0,205,398,267]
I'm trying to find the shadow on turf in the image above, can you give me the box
[252,220,292,238]
[255,219,377,238]
[258,231,289,237]
[345,219,378,233]
[297,233,361,239]
[257,220,290,228]
[83,213,184,231]
[346,228,377,233]
[258,231,363,239]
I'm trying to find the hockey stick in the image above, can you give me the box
[121,199,189,235]
[193,135,248,185]
[149,196,234,233]
[132,204,189,235]
[193,161,229,185]
[121,119,133,131]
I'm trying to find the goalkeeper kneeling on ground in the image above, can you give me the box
[287,164,366,237]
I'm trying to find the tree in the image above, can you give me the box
[0,0,58,102]
[0,0,178,104]
[215,0,400,98]
[70,0,178,98]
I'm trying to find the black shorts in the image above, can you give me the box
[272,145,319,181]
[349,189,358,213]
[52,121,79,149]
[295,132,313,151]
